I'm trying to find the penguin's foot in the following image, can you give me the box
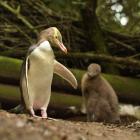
[47,117,58,121]
[41,108,47,119]
[40,108,57,120]
[29,107,36,117]
[29,108,42,118]
[29,107,58,120]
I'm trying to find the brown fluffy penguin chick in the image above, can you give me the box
[81,63,120,123]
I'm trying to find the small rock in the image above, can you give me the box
[44,130,52,137]
[16,120,25,128]
[67,134,86,140]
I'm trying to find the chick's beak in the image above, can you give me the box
[56,39,67,54]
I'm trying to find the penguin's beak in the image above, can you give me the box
[58,42,67,54]
[56,39,67,54]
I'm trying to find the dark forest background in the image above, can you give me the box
[1,0,140,106]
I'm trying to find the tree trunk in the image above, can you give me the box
[0,56,140,104]
[56,52,140,69]
[0,84,82,109]
[81,0,108,53]
[1,83,140,120]
[1,51,140,69]
[81,0,119,74]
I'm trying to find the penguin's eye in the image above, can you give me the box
[55,36,58,39]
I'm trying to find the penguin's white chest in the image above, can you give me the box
[28,41,54,109]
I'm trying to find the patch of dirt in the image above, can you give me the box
[0,110,140,140]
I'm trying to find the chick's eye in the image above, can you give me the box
[55,36,58,39]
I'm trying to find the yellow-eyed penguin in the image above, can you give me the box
[20,27,78,118]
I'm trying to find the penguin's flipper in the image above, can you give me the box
[25,56,29,89]
[54,60,78,89]
[20,55,30,109]
[24,44,37,97]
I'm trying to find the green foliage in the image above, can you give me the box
[97,0,140,35]
[46,0,85,19]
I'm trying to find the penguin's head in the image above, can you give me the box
[38,27,67,54]
[87,63,101,78]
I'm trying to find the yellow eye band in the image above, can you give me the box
[54,27,58,38]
